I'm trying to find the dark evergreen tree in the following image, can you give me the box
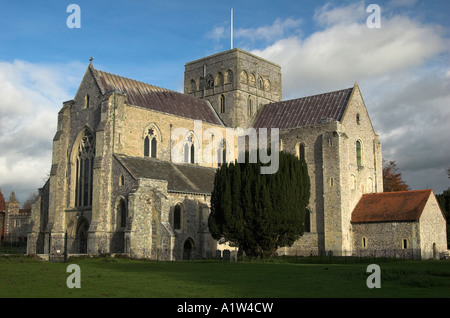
[436,189,450,248]
[209,150,310,258]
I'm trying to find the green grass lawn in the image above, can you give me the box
[0,255,449,298]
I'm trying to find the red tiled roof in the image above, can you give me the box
[351,190,434,223]
[252,87,353,129]
[92,67,224,126]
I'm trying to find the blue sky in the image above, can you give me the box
[1,0,449,204]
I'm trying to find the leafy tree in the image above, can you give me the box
[23,192,38,210]
[208,151,310,258]
[382,160,410,192]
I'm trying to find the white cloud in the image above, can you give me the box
[250,2,450,193]
[206,17,302,46]
[0,60,85,205]
[235,17,302,43]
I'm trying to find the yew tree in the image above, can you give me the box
[208,151,310,258]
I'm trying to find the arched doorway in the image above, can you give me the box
[76,218,89,254]
[183,239,195,260]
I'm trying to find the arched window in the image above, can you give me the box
[184,133,195,164]
[356,113,360,125]
[247,96,253,116]
[356,140,362,166]
[75,130,95,207]
[304,209,311,233]
[151,137,157,158]
[144,128,158,158]
[190,79,196,93]
[240,70,248,84]
[249,73,256,87]
[218,139,227,166]
[118,199,127,228]
[174,204,182,230]
[264,79,271,92]
[299,143,305,161]
[226,70,233,84]
[258,77,264,90]
[84,95,90,109]
[215,72,224,86]
[190,143,195,163]
[220,94,225,113]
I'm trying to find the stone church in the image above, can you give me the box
[27,48,447,260]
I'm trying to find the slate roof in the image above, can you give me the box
[351,190,435,223]
[252,87,353,129]
[115,155,216,195]
[91,67,224,126]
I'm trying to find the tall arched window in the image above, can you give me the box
[84,95,90,108]
[218,139,227,166]
[174,204,182,230]
[247,96,253,116]
[184,133,195,164]
[299,143,305,161]
[118,199,127,228]
[75,130,95,207]
[304,209,311,233]
[220,94,225,113]
[356,140,362,166]
[144,128,158,158]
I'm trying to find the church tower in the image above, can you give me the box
[184,48,282,128]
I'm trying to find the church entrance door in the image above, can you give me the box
[76,218,89,254]
[183,239,194,260]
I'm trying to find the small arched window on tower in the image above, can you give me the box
[226,70,233,84]
[247,96,253,116]
[356,113,360,125]
[216,72,224,86]
[220,94,225,113]
[356,140,362,167]
[258,77,264,90]
[190,79,196,93]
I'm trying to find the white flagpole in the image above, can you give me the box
[231,8,233,49]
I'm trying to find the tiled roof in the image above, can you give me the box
[115,155,216,195]
[91,67,224,126]
[252,87,353,129]
[351,190,434,223]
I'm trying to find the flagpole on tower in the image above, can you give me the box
[231,8,233,49]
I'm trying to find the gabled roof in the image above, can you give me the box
[351,190,435,223]
[115,155,216,195]
[90,66,224,126]
[252,87,353,129]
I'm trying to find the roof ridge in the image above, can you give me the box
[93,67,172,93]
[364,189,432,196]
